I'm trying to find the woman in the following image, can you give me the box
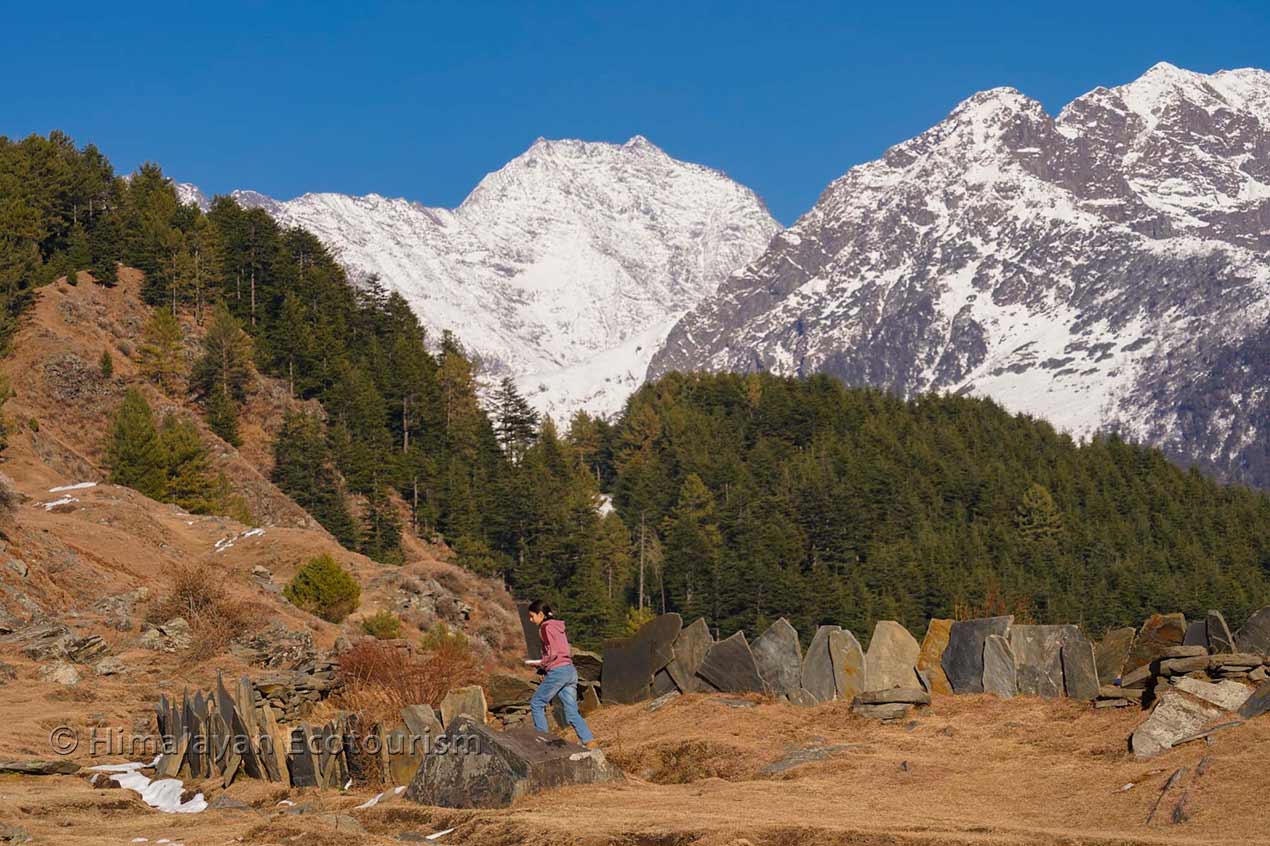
[526,600,598,749]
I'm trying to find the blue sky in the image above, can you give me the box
[3,1,1267,223]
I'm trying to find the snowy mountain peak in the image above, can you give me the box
[185,136,779,420]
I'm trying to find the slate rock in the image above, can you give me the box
[1009,624,1081,698]
[863,620,920,692]
[600,613,682,704]
[916,619,954,696]
[383,726,425,785]
[1183,620,1209,649]
[751,617,802,697]
[696,631,766,694]
[1093,627,1135,685]
[1160,645,1207,659]
[800,626,841,703]
[1125,613,1187,673]
[515,602,542,660]
[484,674,537,711]
[942,616,1012,694]
[401,704,442,738]
[440,685,488,727]
[572,649,602,682]
[0,759,81,775]
[830,628,865,702]
[1171,677,1252,712]
[1159,656,1210,676]
[1236,607,1270,655]
[1237,680,1270,719]
[788,688,819,708]
[1206,610,1236,654]
[40,660,80,686]
[1060,638,1100,701]
[664,617,710,694]
[982,634,1016,698]
[852,702,911,720]
[854,687,930,706]
[1131,689,1224,759]
[651,668,677,697]
[405,715,620,808]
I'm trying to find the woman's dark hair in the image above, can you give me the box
[527,599,554,618]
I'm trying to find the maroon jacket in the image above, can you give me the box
[538,619,573,672]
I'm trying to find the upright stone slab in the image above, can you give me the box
[1206,610,1236,654]
[696,632,765,694]
[664,617,711,694]
[1060,638,1100,701]
[800,626,840,702]
[942,616,1013,694]
[751,618,802,698]
[440,685,488,727]
[1236,607,1270,655]
[829,628,865,702]
[917,619,954,696]
[1183,620,1209,649]
[863,621,920,692]
[485,674,537,711]
[600,613,683,704]
[516,602,542,660]
[1009,624,1081,698]
[1125,613,1187,673]
[1094,627,1135,685]
[982,634,1016,698]
[1238,681,1270,719]
[1131,689,1224,759]
[401,704,442,739]
[405,716,621,808]
[572,649,602,682]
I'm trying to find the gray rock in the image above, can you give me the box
[1120,664,1154,689]
[1236,607,1270,655]
[0,759,80,775]
[1206,610,1236,654]
[401,704,442,738]
[1126,613,1187,673]
[1131,689,1224,759]
[982,634,1016,698]
[1060,638,1100,700]
[852,701,911,720]
[1009,624,1081,698]
[1172,677,1252,712]
[405,715,620,808]
[1183,620,1209,648]
[1237,681,1270,719]
[484,674,537,711]
[5,558,27,579]
[942,616,1012,694]
[1160,645,1208,659]
[862,620,920,692]
[439,685,487,727]
[138,617,192,653]
[93,656,126,676]
[829,628,865,702]
[1159,656,1210,676]
[761,744,863,775]
[572,649,603,682]
[40,660,80,686]
[0,822,31,844]
[664,617,711,693]
[515,602,542,661]
[800,625,841,702]
[647,690,680,712]
[853,687,930,706]
[1094,627,1136,685]
[600,613,682,704]
[751,617,802,697]
[0,661,15,684]
[788,688,819,708]
[696,631,765,694]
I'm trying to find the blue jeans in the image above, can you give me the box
[530,664,593,743]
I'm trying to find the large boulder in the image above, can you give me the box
[1009,625,1081,698]
[696,632,765,694]
[982,634,1016,698]
[1093,627,1136,685]
[663,617,711,694]
[1125,613,1187,673]
[601,613,682,704]
[917,619,954,696]
[751,618,802,698]
[405,715,620,808]
[862,621,920,692]
[1130,689,1224,759]
[942,616,1012,694]
[1236,607,1270,655]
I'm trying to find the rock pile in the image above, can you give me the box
[251,657,339,722]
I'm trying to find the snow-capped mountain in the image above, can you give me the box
[649,63,1270,487]
[183,137,779,420]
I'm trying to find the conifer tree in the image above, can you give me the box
[493,376,538,463]
[191,306,253,402]
[106,388,167,500]
[159,414,217,513]
[138,310,185,393]
[205,383,240,446]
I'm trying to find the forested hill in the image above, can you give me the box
[599,372,1270,640]
[3,131,1268,649]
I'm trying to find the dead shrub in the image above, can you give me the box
[147,563,265,663]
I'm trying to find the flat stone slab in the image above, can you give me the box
[942,616,1012,694]
[801,626,841,703]
[854,687,930,706]
[601,613,683,704]
[761,744,866,775]
[572,649,602,682]
[1237,680,1270,719]
[0,759,80,775]
[664,617,711,693]
[863,621,920,692]
[1206,610,1236,654]
[1009,624,1082,698]
[1159,656,1210,676]
[1236,607,1270,655]
[401,704,442,738]
[852,701,911,720]
[982,634,1016,698]
[696,632,766,694]
[405,716,620,808]
[484,674,537,711]
[1171,677,1252,712]
[917,619,954,696]
[1094,627,1135,686]
[1126,613,1187,673]
[1131,689,1224,759]
[751,617,802,698]
[830,628,865,702]
[1061,638,1100,701]
[440,685,488,727]
[1183,620,1209,649]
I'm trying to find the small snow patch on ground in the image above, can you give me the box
[49,481,97,493]
[42,496,78,510]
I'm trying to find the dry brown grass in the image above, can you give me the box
[145,562,266,663]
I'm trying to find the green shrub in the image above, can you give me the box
[100,350,114,378]
[419,621,468,652]
[284,554,361,623]
[360,610,402,640]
